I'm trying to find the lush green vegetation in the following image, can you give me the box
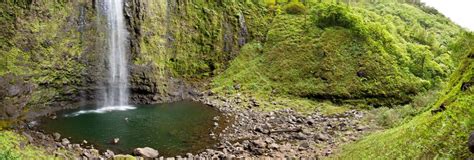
[333,32,474,159]
[212,2,461,106]
[0,131,54,159]
[211,2,472,158]
[0,0,472,159]
[283,1,307,14]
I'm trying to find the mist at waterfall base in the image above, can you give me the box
[39,101,224,156]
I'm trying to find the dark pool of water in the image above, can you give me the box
[38,101,224,156]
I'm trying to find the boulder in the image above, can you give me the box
[112,138,120,144]
[298,141,311,150]
[294,132,307,140]
[356,125,368,131]
[103,150,115,158]
[83,149,100,158]
[251,139,266,148]
[53,132,61,141]
[248,139,266,155]
[233,84,241,90]
[315,133,329,141]
[268,143,280,150]
[61,138,70,146]
[133,147,159,158]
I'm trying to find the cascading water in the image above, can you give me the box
[103,0,129,107]
[69,0,135,116]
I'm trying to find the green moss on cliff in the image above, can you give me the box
[136,1,271,79]
[0,1,98,114]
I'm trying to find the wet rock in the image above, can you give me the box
[53,132,61,141]
[55,142,63,148]
[83,149,100,158]
[112,138,120,144]
[133,147,159,158]
[61,138,70,146]
[72,144,81,149]
[185,153,193,158]
[104,150,115,158]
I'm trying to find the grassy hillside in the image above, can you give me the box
[212,2,462,106]
[333,32,474,159]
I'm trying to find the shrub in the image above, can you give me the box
[312,4,360,29]
[0,148,19,160]
[283,1,306,15]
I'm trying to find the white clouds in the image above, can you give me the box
[421,0,474,31]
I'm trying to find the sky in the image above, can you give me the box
[421,0,474,31]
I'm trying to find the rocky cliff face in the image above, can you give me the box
[124,0,270,104]
[0,0,270,122]
[0,74,34,120]
[0,1,103,123]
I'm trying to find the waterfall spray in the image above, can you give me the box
[102,0,129,107]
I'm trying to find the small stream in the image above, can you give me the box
[38,101,225,157]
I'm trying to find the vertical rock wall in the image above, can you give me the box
[126,0,271,104]
[0,1,103,122]
[0,0,272,122]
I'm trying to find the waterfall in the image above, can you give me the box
[67,0,135,117]
[101,0,130,107]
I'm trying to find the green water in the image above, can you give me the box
[39,101,223,156]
